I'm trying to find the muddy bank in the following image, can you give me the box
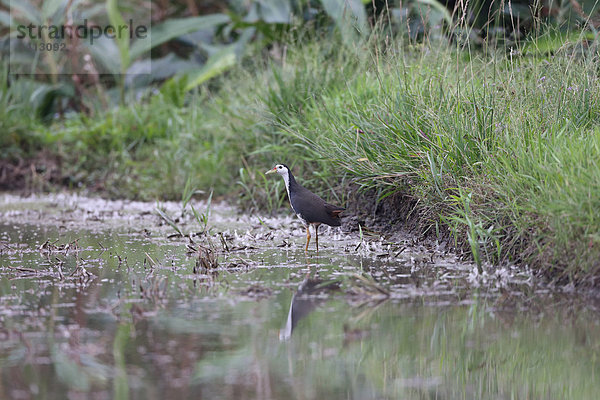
[0,152,63,192]
[1,192,600,399]
[0,191,574,297]
[341,185,466,261]
[342,184,600,289]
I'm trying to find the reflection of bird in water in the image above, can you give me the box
[279,275,340,341]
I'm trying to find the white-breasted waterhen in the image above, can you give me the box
[265,164,345,252]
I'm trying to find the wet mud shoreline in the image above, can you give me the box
[1,192,599,399]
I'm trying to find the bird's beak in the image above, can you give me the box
[265,167,277,175]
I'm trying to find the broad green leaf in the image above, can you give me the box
[29,82,74,119]
[184,46,237,91]
[257,0,291,24]
[41,0,64,20]
[244,2,260,23]
[416,0,453,26]
[79,2,108,21]
[320,0,368,32]
[125,53,200,88]
[0,10,11,26]
[129,14,230,60]
[320,0,368,45]
[106,0,130,73]
[3,0,41,24]
[85,36,121,75]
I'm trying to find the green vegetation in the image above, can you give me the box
[2,1,600,283]
[296,42,600,281]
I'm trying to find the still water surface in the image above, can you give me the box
[0,194,598,399]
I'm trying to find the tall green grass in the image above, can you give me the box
[3,25,600,281]
[271,36,600,281]
[0,64,48,160]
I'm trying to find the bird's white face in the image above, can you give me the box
[265,164,289,177]
[265,164,292,198]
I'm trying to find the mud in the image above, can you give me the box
[0,192,598,400]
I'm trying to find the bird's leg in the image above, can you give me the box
[315,225,319,253]
[305,225,311,252]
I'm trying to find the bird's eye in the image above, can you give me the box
[278,166,282,169]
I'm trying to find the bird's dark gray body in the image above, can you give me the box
[285,166,344,227]
[266,163,344,252]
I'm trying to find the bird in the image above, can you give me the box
[265,164,345,252]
